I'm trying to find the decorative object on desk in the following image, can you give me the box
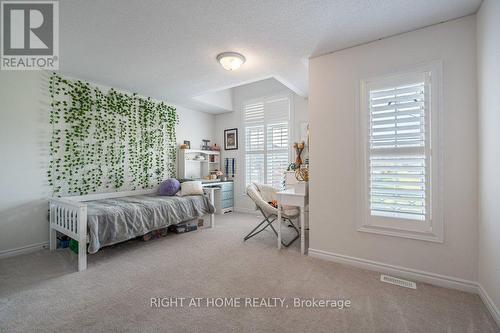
[224,128,238,150]
[210,143,220,151]
[292,142,305,168]
[158,178,180,196]
[295,167,309,182]
[183,140,191,149]
[180,144,189,149]
[287,162,297,171]
[211,169,223,180]
[202,139,211,150]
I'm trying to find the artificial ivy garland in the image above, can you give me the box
[48,73,179,196]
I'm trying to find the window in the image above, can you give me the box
[244,95,290,189]
[359,63,443,242]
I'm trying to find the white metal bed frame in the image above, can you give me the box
[49,187,216,272]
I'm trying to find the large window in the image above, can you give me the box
[244,95,290,189]
[359,63,443,242]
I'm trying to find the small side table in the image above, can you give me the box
[276,188,309,255]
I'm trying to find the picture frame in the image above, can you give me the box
[224,128,238,150]
[183,140,190,149]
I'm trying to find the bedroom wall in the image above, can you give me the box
[0,71,215,256]
[214,78,308,212]
[477,0,500,320]
[308,16,478,282]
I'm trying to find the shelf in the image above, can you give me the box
[181,149,220,155]
[179,148,221,180]
[186,160,219,164]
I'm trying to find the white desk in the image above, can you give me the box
[276,188,308,255]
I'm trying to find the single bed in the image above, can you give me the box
[49,187,216,271]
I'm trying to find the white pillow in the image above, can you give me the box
[179,181,204,196]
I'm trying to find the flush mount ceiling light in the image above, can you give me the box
[216,52,246,71]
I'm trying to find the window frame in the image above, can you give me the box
[242,94,292,191]
[358,61,444,242]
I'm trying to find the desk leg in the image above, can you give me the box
[277,203,282,249]
[300,207,305,255]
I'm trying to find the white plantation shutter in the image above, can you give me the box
[370,82,425,149]
[370,156,426,220]
[267,122,289,188]
[368,75,429,222]
[245,153,264,185]
[244,96,290,189]
[244,101,265,186]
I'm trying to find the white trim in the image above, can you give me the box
[308,248,477,293]
[308,248,500,328]
[357,60,444,243]
[478,284,500,328]
[356,225,442,242]
[0,242,49,259]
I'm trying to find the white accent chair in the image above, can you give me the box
[244,183,299,246]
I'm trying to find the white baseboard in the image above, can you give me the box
[309,248,500,329]
[478,284,500,328]
[0,242,49,259]
[308,248,478,293]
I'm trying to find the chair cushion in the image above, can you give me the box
[246,183,299,218]
[255,183,277,203]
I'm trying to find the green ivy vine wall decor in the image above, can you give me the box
[48,73,179,196]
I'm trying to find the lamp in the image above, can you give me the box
[216,52,246,71]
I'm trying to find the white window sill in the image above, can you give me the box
[357,224,443,243]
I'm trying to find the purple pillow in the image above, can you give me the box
[158,178,180,196]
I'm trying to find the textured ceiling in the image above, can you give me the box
[59,0,481,112]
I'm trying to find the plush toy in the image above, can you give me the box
[158,178,180,196]
[268,200,278,209]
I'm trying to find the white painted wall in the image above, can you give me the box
[309,16,478,281]
[0,71,215,255]
[477,0,500,316]
[193,89,233,113]
[214,78,308,212]
[174,104,216,150]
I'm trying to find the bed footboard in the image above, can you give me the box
[49,198,88,271]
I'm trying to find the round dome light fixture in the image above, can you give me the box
[216,52,246,71]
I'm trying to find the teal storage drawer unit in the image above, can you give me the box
[210,181,233,214]
[221,190,233,200]
[221,198,233,209]
[220,182,233,192]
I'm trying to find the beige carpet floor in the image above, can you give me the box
[0,212,498,333]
